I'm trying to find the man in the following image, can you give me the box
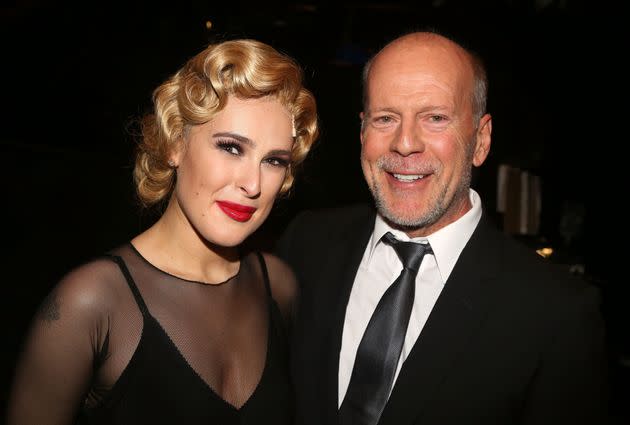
[277,32,608,425]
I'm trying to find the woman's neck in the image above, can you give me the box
[132,199,240,285]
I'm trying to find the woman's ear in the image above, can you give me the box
[168,138,185,168]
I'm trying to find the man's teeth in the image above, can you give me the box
[393,173,425,181]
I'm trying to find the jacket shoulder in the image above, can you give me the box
[276,204,373,263]
[291,204,373,229]
[477,219,597,302]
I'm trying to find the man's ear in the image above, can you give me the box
[359,112,365,145]
[473,113,492,167]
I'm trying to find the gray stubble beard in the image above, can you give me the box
[367,158,472,234]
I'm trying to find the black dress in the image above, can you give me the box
[10,243,293,425]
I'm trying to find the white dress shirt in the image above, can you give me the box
[338,189,483,406]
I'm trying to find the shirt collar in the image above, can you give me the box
[368,189,483,283]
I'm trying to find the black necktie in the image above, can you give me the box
[339,232,432,425]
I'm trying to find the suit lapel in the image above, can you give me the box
[378,218,503,425]
[321,207,376,424]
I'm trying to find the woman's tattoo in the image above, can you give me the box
[38,289,60,322]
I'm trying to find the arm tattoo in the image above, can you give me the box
[38,289,60,322]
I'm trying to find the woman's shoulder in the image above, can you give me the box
[46,255,128,321]
[258,252,298,320]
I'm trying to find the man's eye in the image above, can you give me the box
[430,115,446,122]
[370,115,396,128]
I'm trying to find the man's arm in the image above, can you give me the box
[520,284,609,424]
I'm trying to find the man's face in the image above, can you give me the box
[360,36,491,237]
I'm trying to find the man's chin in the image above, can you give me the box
[377,206,430,231]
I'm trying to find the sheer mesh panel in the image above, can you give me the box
[7,245,285,424]
[113,244,269,409]
[7,258,142,424]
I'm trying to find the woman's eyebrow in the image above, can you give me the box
[213,131,254,147]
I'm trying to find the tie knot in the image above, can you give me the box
[382,232,432,273]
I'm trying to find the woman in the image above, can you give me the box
[8,39,318,424]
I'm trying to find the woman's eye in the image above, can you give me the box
[217,140,242,155]
[265,157,290,168]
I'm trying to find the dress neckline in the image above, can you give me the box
[90,248,276,414]
[127,242,241,286]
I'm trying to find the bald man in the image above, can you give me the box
[278,32,608,425]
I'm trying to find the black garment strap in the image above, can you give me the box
[256,252,272,297]
[108,254,150,317]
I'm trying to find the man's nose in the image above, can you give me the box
[391,120,425,156]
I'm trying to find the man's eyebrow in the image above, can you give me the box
[366,108,399,115]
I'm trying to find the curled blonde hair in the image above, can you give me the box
[134,39,318,206]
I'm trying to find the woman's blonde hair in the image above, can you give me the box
[134,39,318,206]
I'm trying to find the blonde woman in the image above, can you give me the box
[8,39,318,425]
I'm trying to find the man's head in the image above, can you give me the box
[360,32,492,237]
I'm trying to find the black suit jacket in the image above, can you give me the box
[277,204,609,425]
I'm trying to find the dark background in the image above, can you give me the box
[1,0,627,422]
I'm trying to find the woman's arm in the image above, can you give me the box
[7,263,111,425]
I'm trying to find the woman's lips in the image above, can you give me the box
[216,201,257,222]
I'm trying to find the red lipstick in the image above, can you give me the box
[216,201,257,222]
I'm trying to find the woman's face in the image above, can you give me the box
[170,96,293,247]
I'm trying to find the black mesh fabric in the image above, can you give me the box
[8,244,297,425]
